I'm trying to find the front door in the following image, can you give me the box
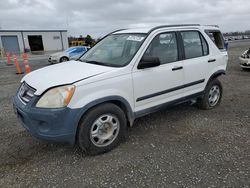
[132,32,185,112]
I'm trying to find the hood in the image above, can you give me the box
[22,61,115,95]
[50,51,66,57]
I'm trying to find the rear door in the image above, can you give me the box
[180,30,210,96]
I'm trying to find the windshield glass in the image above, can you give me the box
[65,47,77,53]
[80,33,146,67]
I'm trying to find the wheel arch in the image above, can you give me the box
[60,56,69,62]
[207,70,226,83]
[73,96,134,144]
[75,96,134,129]
[197,69,225,100]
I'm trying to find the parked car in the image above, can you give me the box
[239,48,250,70]
[13,24,228,155]
[48,46,89,64]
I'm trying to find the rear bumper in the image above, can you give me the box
[13,95,81,144]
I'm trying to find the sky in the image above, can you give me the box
[0,0,250,38]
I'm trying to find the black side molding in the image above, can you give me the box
[135,92,204,118]
[136,79,205,102]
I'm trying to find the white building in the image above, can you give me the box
[0,30,68,54]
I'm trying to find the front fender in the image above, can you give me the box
[69,95,135,144]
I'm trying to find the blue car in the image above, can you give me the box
[48,46,89,64]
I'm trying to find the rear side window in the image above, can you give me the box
[181,31,209,59]
[143,32,178,65]
[205,30,225,50]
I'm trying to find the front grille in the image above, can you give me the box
[18,82,36,105]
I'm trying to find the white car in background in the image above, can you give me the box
[239,48,250,70]
[48,46,89,64]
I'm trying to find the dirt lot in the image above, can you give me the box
[0,41,250,187]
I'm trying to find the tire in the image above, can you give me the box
[196,78,222,110]
[60,56,69,62]
[77,103,128,155]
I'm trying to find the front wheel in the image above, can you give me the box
[196,78,223,110]
[60,56,69,62]
[77,103,127,155]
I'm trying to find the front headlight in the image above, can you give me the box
[36,85,75,108]
[51,55,60,59]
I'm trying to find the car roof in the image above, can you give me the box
[66,46,89,50]
[70,46,88,48]
[113,24,220,34]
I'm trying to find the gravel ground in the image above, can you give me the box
[0,41,250,187]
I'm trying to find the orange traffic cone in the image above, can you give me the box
[24,64,31,74]
[22,53,31,74]
[13,55,23,74]
[22,53,27,61]
[7,52,13,66]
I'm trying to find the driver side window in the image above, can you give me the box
[144,32,178,65]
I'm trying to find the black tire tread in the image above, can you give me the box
[77,103,127,155]
[60,56,69,62]
[196,78,223,110]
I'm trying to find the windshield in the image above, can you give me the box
[65,47,77,53]
[80,33,146,67]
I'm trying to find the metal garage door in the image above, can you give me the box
[1,36,20,54]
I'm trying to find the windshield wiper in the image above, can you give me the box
[81,60,120,67]
[85,60,106,66]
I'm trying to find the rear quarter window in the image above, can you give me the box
[205,30,225,50]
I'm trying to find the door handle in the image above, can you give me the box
[172,66,183,71]
[208,59,216,63]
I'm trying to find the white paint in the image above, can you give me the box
[22,60,116,95]
[21,25,228,116]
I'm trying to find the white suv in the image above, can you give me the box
[13,24,228,155]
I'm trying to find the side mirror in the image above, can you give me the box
[138,56,160,69]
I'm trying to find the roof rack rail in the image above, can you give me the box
[203,25,219,28]
[148,24,200,33]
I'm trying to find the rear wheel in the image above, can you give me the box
[77,103,127,155]
[197,78,222,110]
